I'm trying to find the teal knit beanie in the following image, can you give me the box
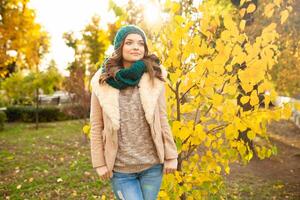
[113,25,147,50]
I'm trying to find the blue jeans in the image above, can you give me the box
[110,163,164,200]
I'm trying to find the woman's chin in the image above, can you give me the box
[129,58,142,62]
[123,56,143,64]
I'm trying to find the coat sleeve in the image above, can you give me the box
[90,91,106,168]
[158,84,178,160]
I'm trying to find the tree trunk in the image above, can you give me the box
[35,87,39,130]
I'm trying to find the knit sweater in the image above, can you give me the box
[113,85,160,173]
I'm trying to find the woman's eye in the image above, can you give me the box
[125,42,144,45]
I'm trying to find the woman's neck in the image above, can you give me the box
[123,60,133,69]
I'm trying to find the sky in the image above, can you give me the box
[28,0,123,76]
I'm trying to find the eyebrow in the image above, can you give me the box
[125,39,144,42]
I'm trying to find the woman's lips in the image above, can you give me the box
[131,53,140,55]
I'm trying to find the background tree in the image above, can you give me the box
[40,60,64,93]
[0,0,50,129]
[1,65,63,105]
[0,0,49,77]
[63,31,93,142]
[81,15,112,84]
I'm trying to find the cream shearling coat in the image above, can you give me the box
[89,66,178,172]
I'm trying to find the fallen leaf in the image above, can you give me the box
[57,178,63,182]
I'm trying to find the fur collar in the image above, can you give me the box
[91,66,168,131]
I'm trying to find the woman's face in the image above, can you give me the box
[122,33,145,66]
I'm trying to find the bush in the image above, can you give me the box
[0,110,7,131]
[59,103,90,120]
[4,105,85,122]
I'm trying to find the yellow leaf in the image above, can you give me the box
[174,15,185,24]
[282,103,292,119]
[287,6,293,12]
[225,85,236,96]
[294,102,300,111]
[250,90,259,106]
[223,14,237,32]
[280,10,289,24]
[206,150,213,157]
[203,86,214,96]
[234,117,247,132]
[262,23,277,34]
[247,3,256,13]
[232,44,243,56]
[233,52,247,64]
[195,124,206,141]
[181,143,190,151]
[57,178,63,182]
[240,82,253,93]
[245,151,253,161]
[270,90,278,103]
[199,130,206,141]
[82,124,90,134]
[247,130,256,140]
[191,136,201,145]
[178,126,190,141]
[205,138,211,147]
[264,3,275,18]
[264,95,271,108]
[158,191,168,198]
[172,120,181,130]
[239,0,246,6]
[240,96,250,104]
[225,64,233,72]
[274,0,282,7]
[225,124,237,140]
[174,171,182,183]
[225,166,230,174]
[169,68,181,82]
[212,93,223,106]
[172,2,181,13]
[239,20,246,31]
[239,8,246,18]
[218,138,223,145]
[237,142,247,155]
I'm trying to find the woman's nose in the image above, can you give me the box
[133,43,139,50]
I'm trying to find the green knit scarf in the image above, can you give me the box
[101,59,147,90]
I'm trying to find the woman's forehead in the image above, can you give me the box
[124,33,144,41]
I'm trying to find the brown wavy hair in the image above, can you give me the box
[99,37,165,86]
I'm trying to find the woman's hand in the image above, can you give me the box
[95,165,113,181]
[163,158,178,174]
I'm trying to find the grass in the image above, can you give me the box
[223,175,298,200]
[0,120,114,199]
[0,120,299,199]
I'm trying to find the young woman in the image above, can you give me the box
[90,25,178,200]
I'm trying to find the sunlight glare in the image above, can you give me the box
[143,2,161,25]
